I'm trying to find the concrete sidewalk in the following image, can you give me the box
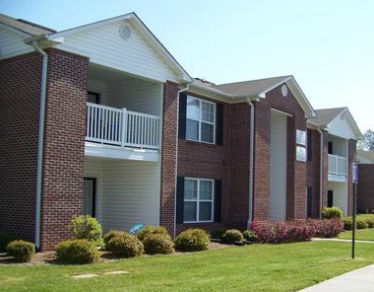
[298,264,374,292]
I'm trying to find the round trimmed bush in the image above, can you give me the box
[321,207,343,220]
[365,219,374,228]
[55,239,99,264]
[103,230,126,248]
[137,226,169,242]
[343,218,353,230]
[0,232,18,253]
[221,229,243,243]
[6,240,35,262]
[357,220,369,229]
[143,234,174,254]
[174,229,210,252]
[243,230,258,243]
[107,234,144,258]
[68,215,102,244]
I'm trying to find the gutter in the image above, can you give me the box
[173,84,190,238]
[316,128,324,218]
[28,41,48,249]
[246,98,255,227]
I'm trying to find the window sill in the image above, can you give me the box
[183,139,221,148]
[183,221,214,224]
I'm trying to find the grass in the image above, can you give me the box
[338,214,374,241]
[339,228,374,241]
[1,241,374,292]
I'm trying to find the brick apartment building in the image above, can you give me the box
[0,13,361,250]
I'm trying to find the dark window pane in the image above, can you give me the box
[184,202,197,222]
[186,119,199,140]
[199,202,212,221]
[201,123,213,143]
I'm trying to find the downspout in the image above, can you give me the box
[30,41,48,249]
[246,98,255,228]
[173,84,190,237]
[316,128,324,218]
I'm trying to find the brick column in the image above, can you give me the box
[253,101,271,220]
[40,49,89,250]
[0,53,42,242]
[160,81,179,235]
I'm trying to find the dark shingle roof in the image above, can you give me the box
[0,13,55,36]
[309,107,347,126]
[357,150,374,164]
[213,76,291,97]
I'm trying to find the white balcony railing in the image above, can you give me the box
[328,154,347,176]
[86,102,160,150]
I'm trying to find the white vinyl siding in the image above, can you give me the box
[107,79,163,116]
[327,181,348,216]
[186,96,215,144]
[56,20,178,83]
[84,158,161,232]
[269,110,288,221]
[0,27,32,58]
[184,178,214,223]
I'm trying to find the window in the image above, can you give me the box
[183,178,214,223]
[186,96,215,143]
[307,130,312,161]
[83,178,96,217]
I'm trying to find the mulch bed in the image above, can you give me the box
[0,242,230,266]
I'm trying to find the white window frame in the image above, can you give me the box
[183,178,214,223]
[186,96,216,144]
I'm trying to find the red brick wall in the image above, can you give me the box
[0,53,42,241]
[176,99,250,233]
[358,164,374,212]
[40,49,88,250]
[160,81,179,235]
[253,84,307,220]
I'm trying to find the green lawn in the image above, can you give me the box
[338,214,374,241]
[1,241,374,292]
[339,228,374,241]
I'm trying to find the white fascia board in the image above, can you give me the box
[46,13,134,39]
[286,78,316,118]
[258,76,292,97]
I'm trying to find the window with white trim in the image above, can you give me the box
[184,178,214,223]
[186,96,215,143]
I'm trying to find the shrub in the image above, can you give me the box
[311,218,343,238]
[107,234,144,258]
[357,220,369,229]
[321,207,343,220]
[143,234,174,254]
[174,229,210,252]
[68,215,102,244]
[211,229,227,239]
[243,230,258,243]
[137,226,170,242]
[6,240,35,262]
[250,220,315,243]
[103,230,126,248]
[55,239,99,264]
[0,232,18,253]
[221,229,243,243]
[365,219,374,228]
[343,218,353,230]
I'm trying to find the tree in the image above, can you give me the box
[360,130,374,151]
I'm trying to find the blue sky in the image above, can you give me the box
[1,0,373,132]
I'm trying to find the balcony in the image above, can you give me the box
[328,154,347,182]
[85,103,161,160]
